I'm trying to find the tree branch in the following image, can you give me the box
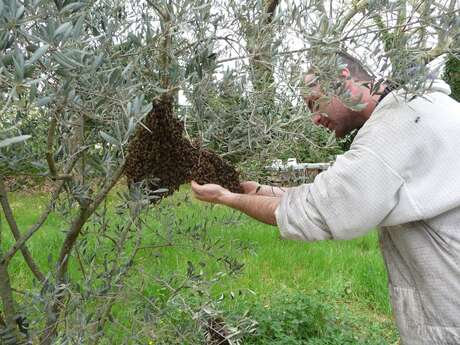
[416,0,431,47]
[265,0,279,21]
[0,179,45,282]
[0,182,63,266]
[0,147,86,265]
[335,0,369,33]
[46,117,58,178]
[41,161,126,344]
[55,208,90,283]
[0,263,21,342]
[396,0,407,28]
[422,37,456,64]
[57,160,126,282]
[89,217,142,345]
[145,0,166,21]
[145,0,173,91]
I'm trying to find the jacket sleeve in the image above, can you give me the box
[274,145,405,241]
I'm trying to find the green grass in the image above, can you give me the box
[1,185,397,343]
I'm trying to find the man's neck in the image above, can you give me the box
[360,83,387,120]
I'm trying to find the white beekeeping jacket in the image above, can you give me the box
[275,80,460,345]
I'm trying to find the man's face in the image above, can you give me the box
[303,73,365,138]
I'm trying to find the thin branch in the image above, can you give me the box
[396,0,407,28]
[40,207,91,345]
[0,263,20,341]
[422,37,456,63]
[401,0,425,34]
[47,174,73,181]
[265,0,280,19]
[74,245,86,281]
[42,164,130,344]
[417,0,432,47]
[88,160,126,216]
[46,117,58,178]
[0,179,45,282]
[55,208,90,283]
[57,159,127,283]
[136,243,174,251]
[0,181,64,265]
[145,0,166,21]
[90,217,143,345]
[335,0,369,33]
[0,147,86,265]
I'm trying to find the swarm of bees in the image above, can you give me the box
[124,96,242,200]
[191,149,242,194]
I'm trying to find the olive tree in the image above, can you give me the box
[183,0,459,166]
[0,0,255,344]
[0,0,159,342]
[0,0,459,343]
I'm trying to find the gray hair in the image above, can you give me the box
[338,51,374,81]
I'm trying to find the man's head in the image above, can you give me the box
[304,52,380,138]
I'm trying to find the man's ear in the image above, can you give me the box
[304,73,318,86]
[341,67,351,79]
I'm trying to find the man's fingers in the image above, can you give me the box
[191,181,203,195]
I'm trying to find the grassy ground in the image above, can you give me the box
[2,185,398,343]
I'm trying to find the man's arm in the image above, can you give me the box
[240,181,290,197]
[220,192,279,225]
[191,181,280,225]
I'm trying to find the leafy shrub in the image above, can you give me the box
[443,54,460,102]
[243,291,396,345]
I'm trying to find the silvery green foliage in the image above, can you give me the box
[0,0,458,343]
[183,0,340,165]
[0,0,156,180]
[182,0,459,166]
[283,0,459,103]
[0,0,156,341]
[0,1,252,344]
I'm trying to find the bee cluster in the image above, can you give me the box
[190,149,242,194]
[124,97,242,198]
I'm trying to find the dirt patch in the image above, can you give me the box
[4,176,57,194]
[124,96,242,199]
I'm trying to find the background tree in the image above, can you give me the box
[444,54,460,101]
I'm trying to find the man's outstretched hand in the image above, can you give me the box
[190,180,279,226]
[190,181,230,204]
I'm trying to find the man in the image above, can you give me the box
[191,52,460,345]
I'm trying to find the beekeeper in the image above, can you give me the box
[191,52,460,345]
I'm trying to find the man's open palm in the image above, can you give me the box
[191,181,230,204]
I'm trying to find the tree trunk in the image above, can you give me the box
[246,0,279,106]
[0,263,22,344]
